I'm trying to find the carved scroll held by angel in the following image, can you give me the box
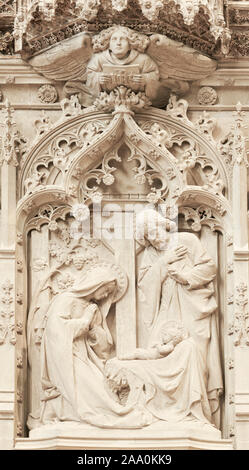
[28,26,217,108]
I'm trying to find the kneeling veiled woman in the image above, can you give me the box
[39,265,154,428]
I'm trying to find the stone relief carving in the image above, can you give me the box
[25,207,223,432]
[34,111,52,139]
[94,86,151,114]
[0,279,15,346]
[0,31,14,55]
[6,15,247,446]
[28,25,217,108]
[0,100,27,167]
[228,283,249,347]
[37,84,58,104]
[13,0,227,57]
[137,116,225,195]
[198,87,218,106]
[29,264,131,428]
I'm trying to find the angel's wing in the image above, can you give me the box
[28,34,92,82]
[147,34,217,83]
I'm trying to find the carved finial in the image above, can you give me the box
[231,102,249,167]
[165,94,192,126]
[34,110,52,138]
[220,27,231,56]
[0,99,27,167]
[60,95,82,120]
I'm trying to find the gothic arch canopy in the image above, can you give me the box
[18,105,230,217]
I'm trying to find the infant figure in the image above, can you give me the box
[121,322,188,360]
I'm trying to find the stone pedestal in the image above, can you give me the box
[16,422,232,450]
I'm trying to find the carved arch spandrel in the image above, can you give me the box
[18,111,115,199]
[135,109,230,199]
[18,107,230,205]
[64,112,183,203]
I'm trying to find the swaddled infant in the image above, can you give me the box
[121,323,188,360]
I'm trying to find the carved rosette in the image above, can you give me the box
[198,87,217,106]
[37,85,58,104]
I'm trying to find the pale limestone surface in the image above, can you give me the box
[0,3,248,451]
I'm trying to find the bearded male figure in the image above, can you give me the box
[136,209,223,428]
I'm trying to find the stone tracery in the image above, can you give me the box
[13,64,233,444]
[0,2,248,451]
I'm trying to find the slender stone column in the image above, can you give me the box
[231,105,249,449]
[115,238,137,358]
[102,205,137,358]
[0,101,19,448]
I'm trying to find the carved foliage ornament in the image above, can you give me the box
[0,100,27,167]
[138,115,224,196]
[17,0,226,57]
[94,86,151,114]
[0,0,15,14]
[0,31,14,55]
[230,32,249,57]
[178,205,222,232]
[219,103,249,171]
[228,283,249,347]
[0,280,15,346]
[34,111,53,139]
[24,118,110,195]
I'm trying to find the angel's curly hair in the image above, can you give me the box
[92,26,150,54]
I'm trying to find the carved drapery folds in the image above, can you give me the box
[15,97,236,440]
[11,21,249,445]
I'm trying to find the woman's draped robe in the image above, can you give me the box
[40,292,155,428]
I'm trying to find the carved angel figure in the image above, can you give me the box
[28,25,217,108]
[68,26,160,105]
